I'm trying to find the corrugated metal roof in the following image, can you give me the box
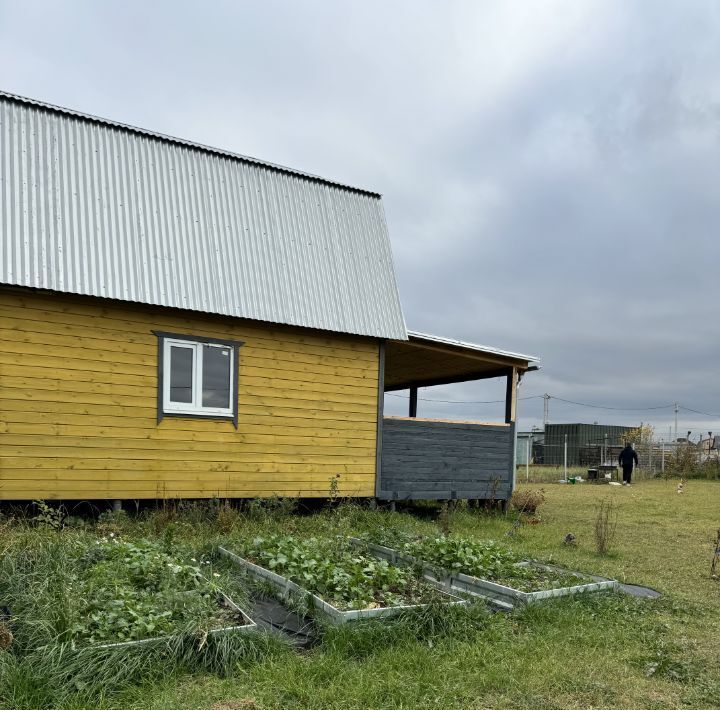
[407,331,539,364]
[0,90,380,196]
[0,91,407,340]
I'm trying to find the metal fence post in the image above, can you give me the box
[564,434,568,481]
[661,439,665,475]
[526,438,530,482]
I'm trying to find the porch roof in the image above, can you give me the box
[383,330,539,391]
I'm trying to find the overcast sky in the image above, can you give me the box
[1,0,718,437]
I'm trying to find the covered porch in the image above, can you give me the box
[377,331,538,502]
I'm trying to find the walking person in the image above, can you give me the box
[618,442,638,485]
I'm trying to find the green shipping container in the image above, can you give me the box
[543,424,634,466]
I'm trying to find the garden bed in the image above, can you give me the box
[91,591,256,650]
[219,535,466,624]
[352,535,617,610]
[0,537,256,651]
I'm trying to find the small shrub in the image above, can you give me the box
[510,489,546,515]
[216,502,241,534]
[594,499,618,556]
[96,509,130,538]
[438,501,451,535]
[328,474,341,502]
[149,502,179,533]
[32,500,65,530]
[665,446,720,480]
[245,496,297,520]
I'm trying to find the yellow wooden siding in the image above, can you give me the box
[0,290,380,499]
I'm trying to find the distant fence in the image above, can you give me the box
[520,438,720,480]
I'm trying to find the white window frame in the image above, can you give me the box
[162,337,235,418]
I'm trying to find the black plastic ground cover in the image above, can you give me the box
[618,583,662,599]
[249,595,318,649]
[583,573,661,600]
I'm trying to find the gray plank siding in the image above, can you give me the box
[378,418,515,501]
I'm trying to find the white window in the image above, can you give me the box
[157,334,240,423]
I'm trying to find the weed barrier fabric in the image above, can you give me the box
[250,595,317,648]
[618,583,662,599]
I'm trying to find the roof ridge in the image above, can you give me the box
[0,89,381,197]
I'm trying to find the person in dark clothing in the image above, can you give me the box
[618,443,639,484]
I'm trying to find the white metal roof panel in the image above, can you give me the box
[407,330,539,363]
[0,91,408,340]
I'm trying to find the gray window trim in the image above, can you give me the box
[153,330,243,428]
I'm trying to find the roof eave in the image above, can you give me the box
[406,330,540,365]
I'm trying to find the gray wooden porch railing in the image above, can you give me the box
[377,417,515,501]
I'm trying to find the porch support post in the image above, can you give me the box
[505,367,519,499]
[505,367,518,423]
[409,386,418,418]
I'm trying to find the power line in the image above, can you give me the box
[385,391,719,418]
[548,396,676,412]
[678,405,720,418]
[386,393,543,404]
[386,391,670,409]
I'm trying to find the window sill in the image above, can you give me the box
[159,411,237,426]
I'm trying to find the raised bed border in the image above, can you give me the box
[91,589,257,650]
[350,538,618,611]
[218,546,467,625]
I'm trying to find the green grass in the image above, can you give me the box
[1,480,719,709]
[517,464,653,484]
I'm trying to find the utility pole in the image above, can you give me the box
[543,393,550,428]
[674,402,679,443]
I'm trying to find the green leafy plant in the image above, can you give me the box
[328,473,341,502]
[238,535,443,610]
[367,532,580,592]
[31,500,65,530]
[244,496,297,520]
[71,538,241,644]
[0,532,277,706]
[1,536,248,648]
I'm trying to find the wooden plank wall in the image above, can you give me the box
[378,417,514,500]
[0,288,380,500]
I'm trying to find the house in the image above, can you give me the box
[0,91,538,503]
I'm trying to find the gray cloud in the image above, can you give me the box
[1,0,718,435]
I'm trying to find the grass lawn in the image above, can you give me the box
[1,479,719,709]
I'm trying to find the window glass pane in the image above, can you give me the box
[202,345,231,408]
[169,346,193,403]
